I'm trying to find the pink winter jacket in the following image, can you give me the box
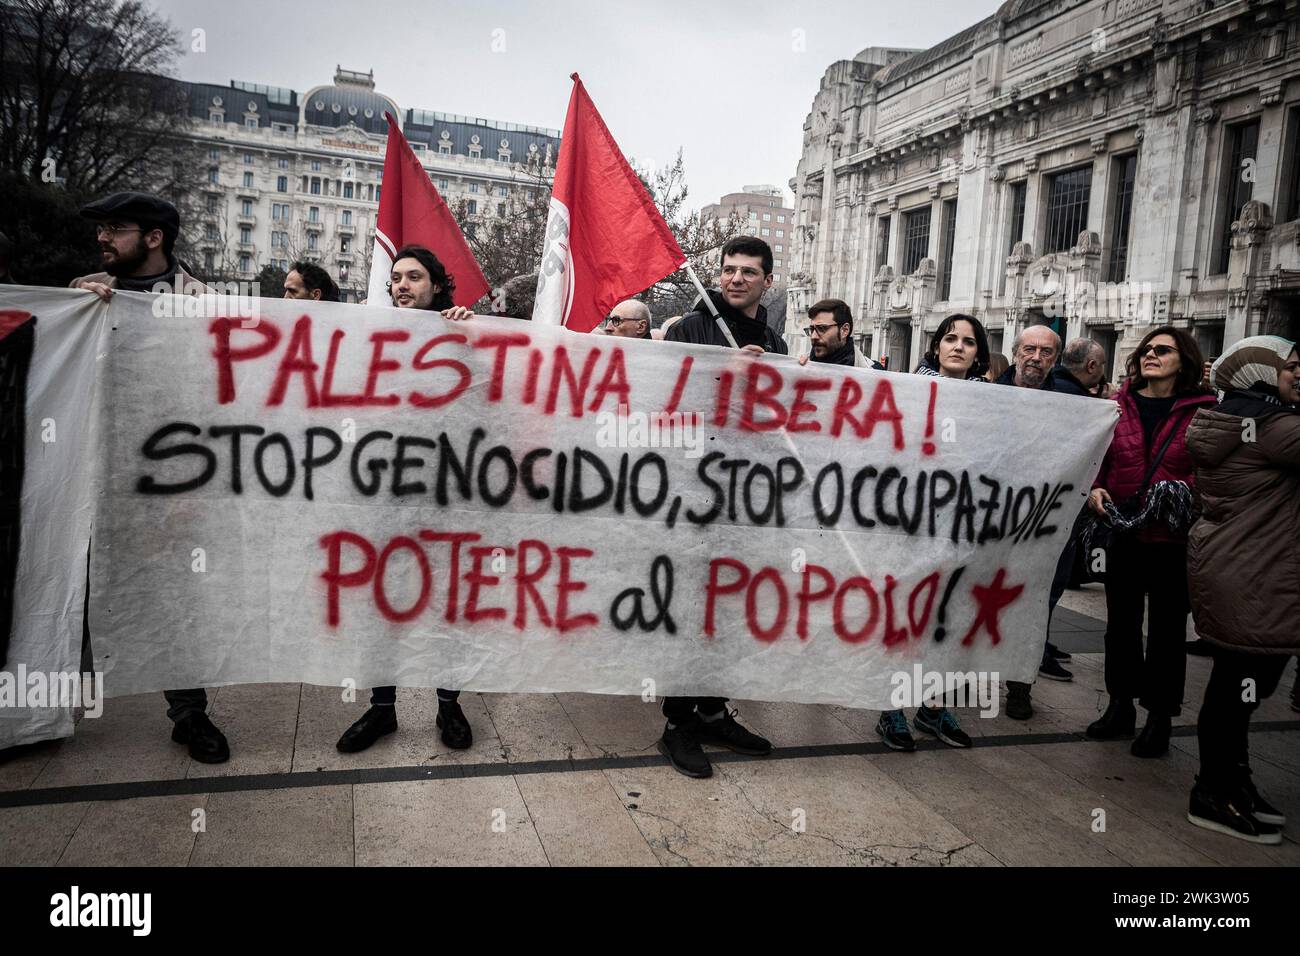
[1092,380,1217,544]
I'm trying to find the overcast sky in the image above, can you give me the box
[157,0,1003,211]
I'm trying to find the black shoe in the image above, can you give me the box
[1131,714,1171,758]
[914,706,972,748]
[692,708,771,755]
[1038,655,1073,682]
[171,711,230,764]
[657,722,712,778]
[436,700,473,750]
[336,705,397,753]
[1045,642,1072,662]
[1237,771,1285,826]
[1086,699,1136,740]
[1006,685,1033,721]
[875,710,916,752]
[1185,639,1215,657]
[1188,780,1282,845]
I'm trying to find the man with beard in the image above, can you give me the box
[71,192,209,300]
[283,261,340,301]
[71,192,227,761]
[657,236,778,778]
[797,298,876,368]
[335,244,476,755]
[993,323,1069,718]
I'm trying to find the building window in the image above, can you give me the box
[209,111,223,124]
[375,185,381,203]
[342,210,352,226]
[241,199,253,216]
[307,233,317,251]
[311,160,321,171]
[1007,180,1026,254]
[774,273,781,282]
[205,224,218,241]
[749,211,758,220]
[438,178,450,191]
[763,213,771,221]
[1044,165,1092,254]
[309,206,319,222]
[874,215,891,272]
[310,177,321,195]
[343,182,353,199]
[276,176,287,193]
[245,118,257,129]
[778,215,785,223]
[439,144,451,155]
[498,152,509,163]
[497,185,508,197]
[239,254,251,272]
[204,252,214,273]
[1283,108,1300,223]
[208,168,219,184]
[240,226,251,244]
[762,228,770,236]
[340,237,349,253]
[208,148,220,161]
[242,172,254,188]
[775,244,783,253]
[902,205,931,275]
[1215,119,1260,274]
[1107,154,1138,282]
[243,152,254,164]
[938,198,958,301]
[469,182,479,193]
[206,194,218,214]
[467,199,477,215]
[776,230,784,238]
[278,158,289,169]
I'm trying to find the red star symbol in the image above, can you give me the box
[960,568,1025,647]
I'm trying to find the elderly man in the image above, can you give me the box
[604,299,652,339]
[1054,337,1107,396]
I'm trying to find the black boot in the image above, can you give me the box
[436,699,473,750]
[1086,698,1136,739]
[1006,682,1033,721]
[336,705,397,753]
[1131,713,1171,758]
[657,720,712,778]
[171,711,230,764]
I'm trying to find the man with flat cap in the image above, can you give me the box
[71,191,209,300]
[72,191,229,763]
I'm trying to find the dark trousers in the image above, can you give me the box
[1102,539,1190,716]
[1196,650,1289,793]
[164,688,208,722]
[1006,537,1077,698]
[662,696,727,724]
[371,686,459,706]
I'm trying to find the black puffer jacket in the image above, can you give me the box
[665,289,787,354]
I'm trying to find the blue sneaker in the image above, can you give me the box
[875,709,916,752]
[914,706,972,749]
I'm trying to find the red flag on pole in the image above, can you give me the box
[367,113,490,308]
[533,74,686,332]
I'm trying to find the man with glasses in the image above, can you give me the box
[655,236,782,778]
[70,193,229,763]
[71,192,210,301]
[797,298,878,368]
[604,299,652,339]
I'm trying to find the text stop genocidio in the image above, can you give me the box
[133,315,1077,544]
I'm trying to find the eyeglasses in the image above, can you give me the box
[605,315,640,326]
[1139,344,1179,358]
[94,224,143,239]
[804,323,838,337]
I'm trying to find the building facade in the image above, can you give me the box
[177,67,559,300]
[788,0,1300,375]
[700,185,796,282]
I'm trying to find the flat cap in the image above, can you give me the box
[80,192,180,241]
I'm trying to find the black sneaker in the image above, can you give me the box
[436,700,473,750]
[1006,683,1033,720]
[875,710,916,752]
[171,711,231,764]
[1086,699,1136,740]
[657,722,712,778]
[914,706,972,748]
[1188,780,1282,845]
[1038,655,1073,682]
[1045,642,1072,662]
[337,705,398,753]
[1237,772,1285,826]
[692,708,771,755]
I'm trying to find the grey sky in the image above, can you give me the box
[157,0,1003,211]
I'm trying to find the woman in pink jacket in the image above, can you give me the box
[1084,326,1216,757]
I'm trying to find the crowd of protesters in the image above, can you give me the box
[45,189,1300,848]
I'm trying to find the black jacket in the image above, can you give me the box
[1049,366,1092,397]
[665,289,788,354]
[814,341,858,366]
[994,364,1058,390]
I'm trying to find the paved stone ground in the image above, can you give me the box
[1,586,1296,866]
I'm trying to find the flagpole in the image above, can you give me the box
[684,262,741,350]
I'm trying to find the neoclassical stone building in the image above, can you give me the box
[788,0,1300,376]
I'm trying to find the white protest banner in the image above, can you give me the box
[3,288,1117,711]
[0,289,104,749]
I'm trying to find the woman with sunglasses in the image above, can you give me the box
[1085,326,1216,757]
[874,314,990,752]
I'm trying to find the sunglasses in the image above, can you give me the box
[1139,344,1179,358]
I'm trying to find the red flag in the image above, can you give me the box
[367,113,490,309]
[534,74,685,332]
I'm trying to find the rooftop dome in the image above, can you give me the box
[302,67,399,135]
